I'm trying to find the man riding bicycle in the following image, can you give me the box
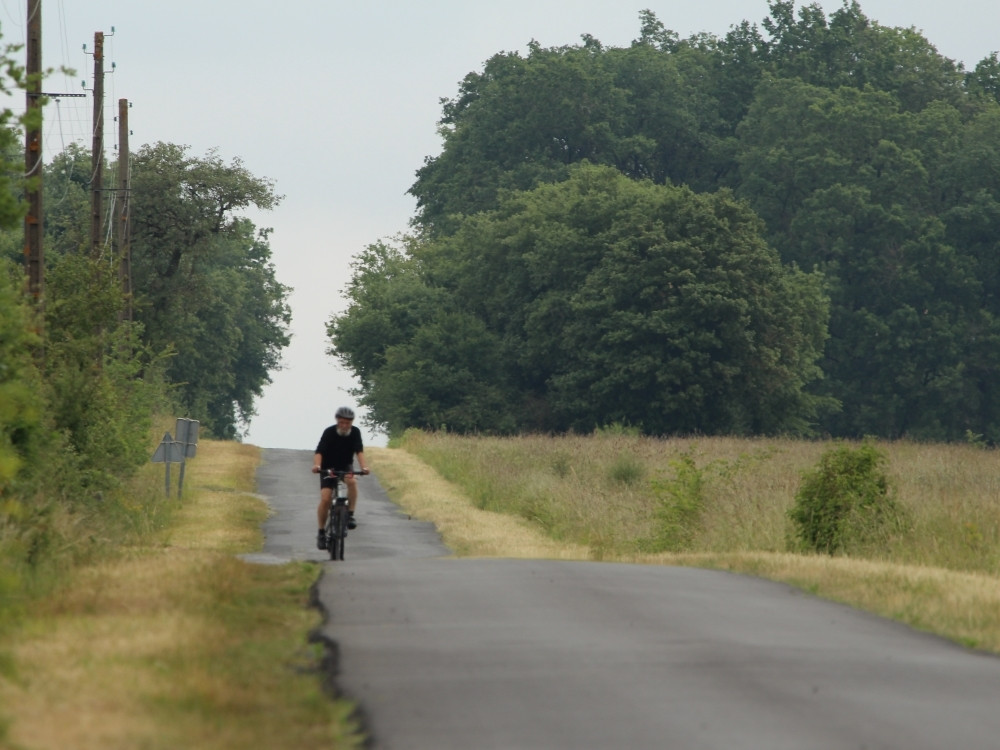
[312,406,369,550]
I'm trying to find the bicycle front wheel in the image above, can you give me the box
[329,506,347,561]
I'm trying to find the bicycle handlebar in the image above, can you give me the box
[313,467,370,477]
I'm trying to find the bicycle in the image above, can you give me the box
[319,468,368,561]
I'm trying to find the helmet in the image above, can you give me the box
[335,406,356,420]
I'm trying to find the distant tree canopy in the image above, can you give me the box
[332,0,1000,442]
[6,141,291,441]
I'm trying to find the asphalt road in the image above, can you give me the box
[254,448,1000,750]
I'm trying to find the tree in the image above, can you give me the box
[735,77,999,440]
[966,53,1000,104]
[410,40,628,234]
[409,24,739,233]
[41,143,92,256]
[370,310,517,435]
[327,237,452,430]
[760,1,964,111]
[0,42,40,490]
[128,143,290,438]
[335,164,832,437]
[41,254,167,485]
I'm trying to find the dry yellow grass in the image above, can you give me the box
[0,441,361,750]
[663,552,1000,652]
[7,552,223,750]
[169,441,261,552]
[369,446,589,559]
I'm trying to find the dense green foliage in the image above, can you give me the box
[0,36,290,648]
[0,265,42,492]
[35,142,292,439]
[332,0,1000,442]
[789,441,906,554]
[332,165,831,436]
[128,143,291,438]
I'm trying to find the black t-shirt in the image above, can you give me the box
[315,425,364,471]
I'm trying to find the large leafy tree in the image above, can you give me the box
[409,2,968,233]
[333,165,831,437]
[128,143,291,438]
[328,238,517,434]
[759,0,965,111]
[734,76,1000,439]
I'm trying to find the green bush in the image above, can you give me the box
[0,263,44,494]
[789,441,906,555]
[607,455,646,486]
[645,451,707,552]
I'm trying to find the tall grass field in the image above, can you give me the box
[381,429,1000,652]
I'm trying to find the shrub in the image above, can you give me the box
[789,441,906,555]
[646,451,707,552]
[607,455,646,486]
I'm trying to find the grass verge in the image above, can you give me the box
[0,441,362,750]
[370,434,1000,654]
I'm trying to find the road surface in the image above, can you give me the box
[254,447,1000,750]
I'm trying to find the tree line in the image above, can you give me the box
[330,0,1000,442]
[0,78,289,507]
[0,30,289,621]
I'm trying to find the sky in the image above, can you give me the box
[1,0,996,449]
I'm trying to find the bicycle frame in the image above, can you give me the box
[323,469,362,561]
[325,474,347,560]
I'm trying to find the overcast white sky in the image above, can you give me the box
[2,0,996,449]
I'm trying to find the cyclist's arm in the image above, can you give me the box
[356,450,369,473]
[312,452,323,473]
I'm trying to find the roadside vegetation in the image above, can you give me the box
[0,440,362,750]
[0,25,297,746]
[374,430,1000,653]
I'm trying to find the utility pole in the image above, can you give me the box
[116,98,132,320]
[24,0,43,314]
[90,30,104,258]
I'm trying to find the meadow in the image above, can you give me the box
[372,429,1000,652]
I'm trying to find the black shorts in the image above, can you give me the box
[320,469,352,490]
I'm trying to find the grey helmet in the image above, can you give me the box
[335,406,356,420]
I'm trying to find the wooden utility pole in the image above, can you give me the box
[24,0,43,311]
[90,31,104,258]
[116,98,132,320]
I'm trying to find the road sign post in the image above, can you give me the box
[151,421,198,497]
[174,418,199,495]
[151,431,184,496]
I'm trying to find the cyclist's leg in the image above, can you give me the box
[345,473,359,512]
[318,485,333,528]
[343,474,359,530]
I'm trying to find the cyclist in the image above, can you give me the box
[312,406,370,550]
